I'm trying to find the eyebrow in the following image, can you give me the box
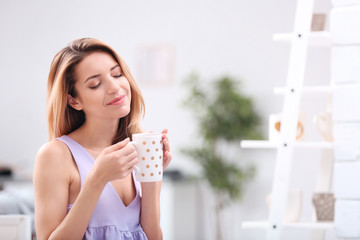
[111,64,121,71]
[84,64,121,83]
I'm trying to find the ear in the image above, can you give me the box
[67,94,83,111]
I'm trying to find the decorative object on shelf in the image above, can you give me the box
[312,192,335,222]
[266,189,303,222]
[314,98,334,142]
[269,111,305,142]
[314,112,333,141]
[311,13,327,31]
[181,73,263,240]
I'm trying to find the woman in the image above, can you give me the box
[33,38,172,240]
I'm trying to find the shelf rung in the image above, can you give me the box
[285,222,335,230]
[241,140,279,149]
[242,221,335,230]
[242,221,269,229]
[240,140,333,149]
[294,141,334,149]
[273,31,331,47]
[274,86,332,94]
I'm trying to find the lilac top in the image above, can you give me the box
[57,135,148,240]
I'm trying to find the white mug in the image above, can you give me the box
[131,133,163,182]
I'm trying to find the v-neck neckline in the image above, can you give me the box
[63,135,139,208]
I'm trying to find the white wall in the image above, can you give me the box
[0,0,334,239]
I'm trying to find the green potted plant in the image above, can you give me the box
[181,73,263,240]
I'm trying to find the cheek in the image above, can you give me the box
[78,91,102,109]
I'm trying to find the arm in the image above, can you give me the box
[33,140,100,240]
[141,182,162,240]
[34,138,137,240]
[140,129,172,240]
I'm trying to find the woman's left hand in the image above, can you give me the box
[161,129,172,171]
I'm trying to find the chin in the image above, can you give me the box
[116,107,131,118]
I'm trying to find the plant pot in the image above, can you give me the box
[312,192,335,222]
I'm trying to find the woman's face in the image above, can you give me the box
[70,51,131,121]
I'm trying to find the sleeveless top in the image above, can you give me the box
[57,135,148,240]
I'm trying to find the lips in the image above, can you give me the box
[107,95,126,105]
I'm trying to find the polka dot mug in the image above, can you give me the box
[131,133,163,182]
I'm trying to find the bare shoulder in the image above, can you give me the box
[36,140,72,161]
[38,138,69,154]
[34,140,73,178]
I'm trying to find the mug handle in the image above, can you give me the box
[296,122,304,140]
[314,114,324,131]
[129,141,140,173]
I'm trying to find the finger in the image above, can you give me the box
[106,138,130,152]
[162,130,169,142]
[163,138,170,152]
[126,155,139,170]
[162,133,168,141]
[110,144,135,162]
[118,152,137,172]
[126,151,138,164]
[165,151,172,161]
[163,152,172,170]
[115,144,137,159]
[126,141,136,151]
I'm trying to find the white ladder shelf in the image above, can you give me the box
[240,0,333,239]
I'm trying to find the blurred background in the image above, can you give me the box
[0,0,335,239]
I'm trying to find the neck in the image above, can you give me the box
[73,118,120,149]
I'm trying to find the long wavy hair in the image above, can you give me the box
[47,38,145,144]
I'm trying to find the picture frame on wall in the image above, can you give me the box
[134,44,175,86]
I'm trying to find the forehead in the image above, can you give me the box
[74,51,119,80]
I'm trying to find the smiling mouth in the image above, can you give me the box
[108,95,126,105]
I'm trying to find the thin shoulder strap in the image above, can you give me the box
[56,135,93,187]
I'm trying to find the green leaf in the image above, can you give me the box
[180,73,263,205]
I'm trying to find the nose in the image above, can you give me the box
[107,77,120,95]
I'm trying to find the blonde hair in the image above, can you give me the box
[47,38,145,143]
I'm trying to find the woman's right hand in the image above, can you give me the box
[89,138,138,185]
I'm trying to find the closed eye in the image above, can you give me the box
[89,83,101,89]
[113,73,123,78]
